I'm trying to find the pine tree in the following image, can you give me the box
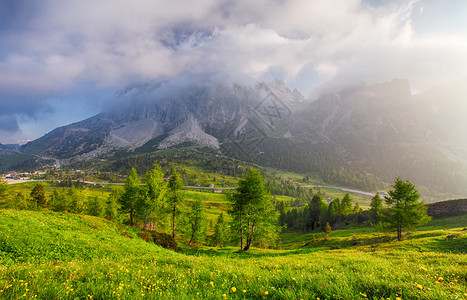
[188,199,207,246]
[341,193,353,215]
[308,194,325,230]
[141,163,167,228]
[88,196,106,217]
[369,193,383,224]
[0,178,8,200]
[106,187,123,221]
[212,212,229,247]
[31,183,47,207]
[382,178,431,241]
[167,170,184,238]
[326,199,339,225]
[119,168,141,226]
[229,168,279,251]
[50,188,71,212]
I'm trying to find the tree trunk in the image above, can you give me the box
[243,238,251,251]
[188,234,194,246]
[243,223,255,251]
[239,214,243,250]
[397,227,402,241]
[143,213,148,230]
[130,210,134,226]
[172,205,176,239]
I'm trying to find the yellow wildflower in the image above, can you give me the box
[416,284,423,290]
[231,287,236,293]
[265,291,269,295]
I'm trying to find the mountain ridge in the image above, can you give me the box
[4,79,467,196]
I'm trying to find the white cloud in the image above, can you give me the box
[1,0,467,142]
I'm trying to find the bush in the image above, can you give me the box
[149,231,179,252]
[138,231,153,243]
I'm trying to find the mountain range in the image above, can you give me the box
[2,79,467,197]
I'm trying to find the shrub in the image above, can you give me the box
[149,231,179,252]
[138,231,153,243]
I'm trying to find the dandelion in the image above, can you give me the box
[437,277,443,282]
[231,287,236,293]
[242,290,246,293]
[209,281,214,286]
[396,298,402,300]
[265,291,269,295]
[416,284,423,290]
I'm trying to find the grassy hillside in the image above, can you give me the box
[1,209,466,299]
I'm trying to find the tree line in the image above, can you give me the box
[0,170,429,246]
[278,178,430,241]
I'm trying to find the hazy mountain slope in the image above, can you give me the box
[290,79,467,194]
[6,79,467,196]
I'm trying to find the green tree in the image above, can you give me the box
[141,163,167,229]
[212,212,229,247]
[6,192,28,210]
[0,178,8,200]
[340,193,353,216]
[31,183,47,207]
[167,170,184,238]
[369,193,383,224]
[326,199,339,225]
[188,199,207,246]
[106,187,123,221]
[308,194,326,230]
[50,188,71,212]
[88,196,106,217]
[69,186,88,214]
[382,178,431,241]
[229,168,279,251]
[119,168,141,226]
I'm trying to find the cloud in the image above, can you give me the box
[0,0,466,142]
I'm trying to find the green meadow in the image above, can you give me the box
[0,209,466,300]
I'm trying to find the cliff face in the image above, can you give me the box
[20,81,304,159]
[13,78,467,196]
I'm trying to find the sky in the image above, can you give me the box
[0,0,466,144]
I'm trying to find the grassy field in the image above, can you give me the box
[0,209,466,299]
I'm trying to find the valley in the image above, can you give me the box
[2,2,467,299]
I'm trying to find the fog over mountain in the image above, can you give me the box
[2,77,462,198]
[1,0,467,144]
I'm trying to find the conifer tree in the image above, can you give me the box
[382,178,431,241]
[308,194,325,230]
[369,193,383,224]
[119,168,141,226]
[188,199,207,246]
[141,163,167,228]
[212,212,229,247]
[106,187,123,221]
[167,170,184,238]
[31,183,47,207]
[0,178,7,200]
[341,193,353,215]
[229,168,278,251]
